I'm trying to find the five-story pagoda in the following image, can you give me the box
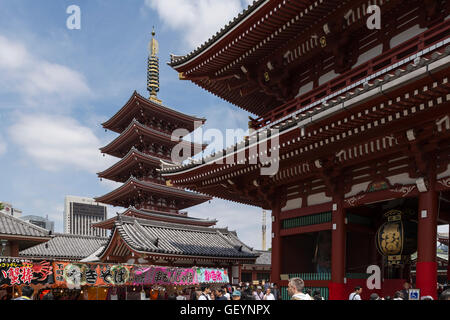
[95,30,212,221]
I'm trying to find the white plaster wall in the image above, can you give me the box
[296,81,314,98]
[386,172,417,186]
[319,71,340,86]
[307,192,332,206]
[345,181,371,198]
[281,197,302,212]
[437,164,450,179]
[354,44,383,67]
[390,24,427,48]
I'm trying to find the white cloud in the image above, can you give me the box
[99,179,123,192]
[0,34,91,109]
[0,135,6,156]
[145,0,254,49]
[0,35,30,70]
[8,114,115,173]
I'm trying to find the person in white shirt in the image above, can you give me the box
[176,290,187,300]
[288,278,313,300]
[197,286,211,300]
[253,286,264,300]
[393,291,403,300]
[349,286,363,300]
[263,288,275,300]
[223,288,231,300]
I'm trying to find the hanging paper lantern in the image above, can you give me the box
[376,210,417,264]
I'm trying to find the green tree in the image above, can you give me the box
[0,202,3,211]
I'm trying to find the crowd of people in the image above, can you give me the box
[287,278,450,301]
[6,280,450,301]
[169,282,282,300]
[346,281,450,300]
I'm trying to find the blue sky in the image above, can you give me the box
[0,0,271,250]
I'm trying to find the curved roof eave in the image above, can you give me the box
[168,0,269,69]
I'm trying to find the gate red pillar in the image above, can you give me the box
[416,179,438,300]
[329,197,346,300]
[270,192,282,287]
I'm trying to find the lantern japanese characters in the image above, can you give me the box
[376,210,417,265]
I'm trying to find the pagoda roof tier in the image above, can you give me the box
[169,0,447,117]
[100,119,207,159]
[94,177,212,210]
[98,147,166,183]
[103,91,206,134]
[92,207,217,230]
[161,49,450,208]
[97,215,259,263]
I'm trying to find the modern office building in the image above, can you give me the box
[20,215,55,233]
[64,196,108,237]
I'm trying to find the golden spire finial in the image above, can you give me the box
[147,27,161,103]
[149,26,159,57]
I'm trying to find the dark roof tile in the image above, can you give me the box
[0,212,50,238]
[103,215,259,260]
[20,233,108,260]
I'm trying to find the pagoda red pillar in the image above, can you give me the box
[271,194,282,286]
[329,197,346,300]
[416,177,438,300]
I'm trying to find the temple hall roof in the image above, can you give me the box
[0,211,51,250]
[99,215,259,262]
[19,233,108,261]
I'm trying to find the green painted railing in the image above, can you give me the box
[288,273,331,280]
[287,273,369,280]
[280,273,369,300]
[281,286,289,300]
[346,273,370,279]
[282,212,332,229]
